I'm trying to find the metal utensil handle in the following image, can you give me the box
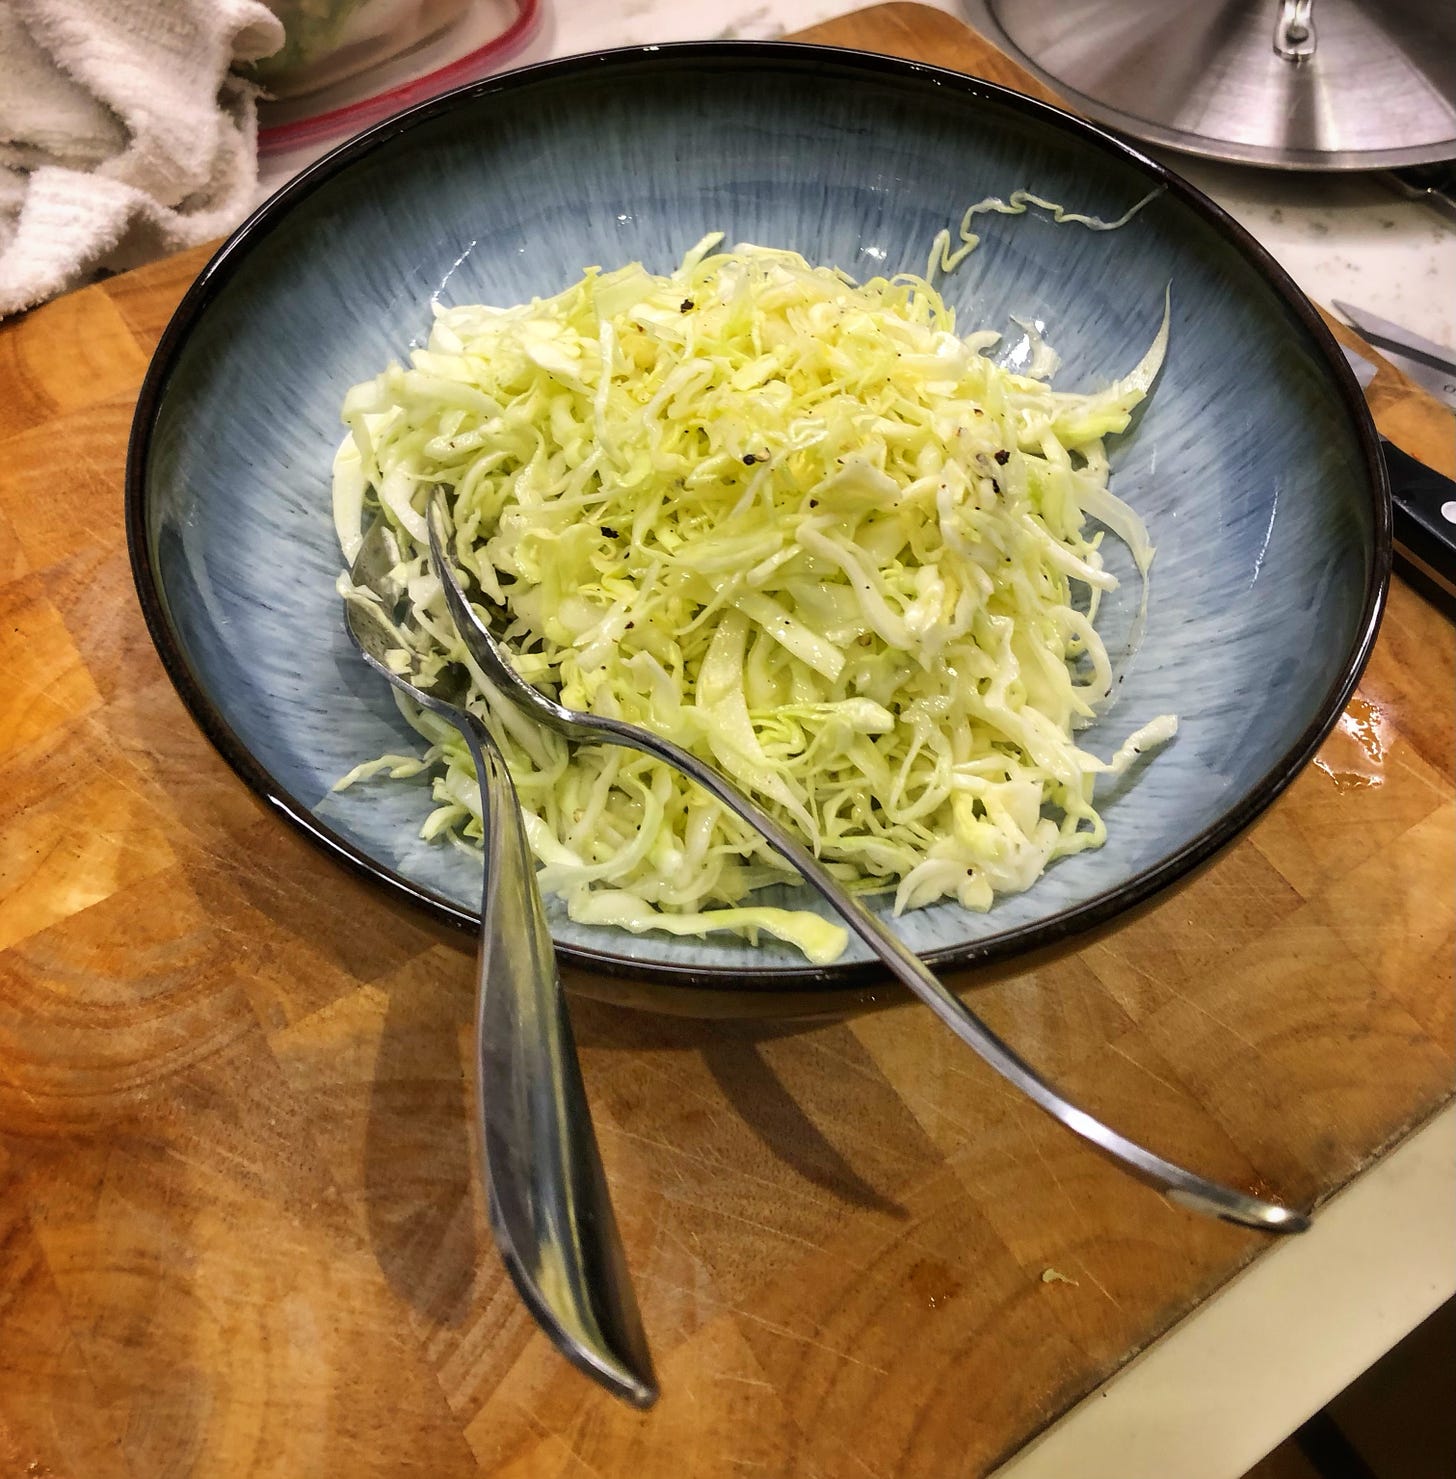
[569,710,1307,1234]
[462,714,658,1406]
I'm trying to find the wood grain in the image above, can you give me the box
[1,5,1452,1476]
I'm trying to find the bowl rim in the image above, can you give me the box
[125,39,1392,996]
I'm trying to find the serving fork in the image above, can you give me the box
[425,491,1310,1237]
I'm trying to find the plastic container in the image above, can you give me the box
[251,0,474,99]
[253,0,541,155]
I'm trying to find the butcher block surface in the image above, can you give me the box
[1,6,1452,1476]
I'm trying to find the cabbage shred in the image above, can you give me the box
[334,225,1176,962]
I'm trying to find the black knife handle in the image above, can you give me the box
[1383,436,1456,620]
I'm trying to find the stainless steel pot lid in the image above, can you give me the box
[975,0,1456,171]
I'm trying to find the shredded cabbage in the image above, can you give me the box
[334,206,1176,962]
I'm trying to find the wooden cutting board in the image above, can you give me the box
[1,5,1451,1476]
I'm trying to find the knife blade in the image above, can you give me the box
[1341,340,1456,619]
[1333,301,1456,378]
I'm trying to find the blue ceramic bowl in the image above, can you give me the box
[127,43,1388,1005]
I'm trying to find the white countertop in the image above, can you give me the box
[259,3,1456,1471]
[992,1107,1455,1479]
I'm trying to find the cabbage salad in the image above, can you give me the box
[334,202,1176,963]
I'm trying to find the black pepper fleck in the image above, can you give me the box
[742,453,760,465]
[680,299,694,312]
[994,449,1009,465]
[600,526,618,538]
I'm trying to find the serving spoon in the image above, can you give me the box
[426,491,1310,1236]
[343,519,656,1406]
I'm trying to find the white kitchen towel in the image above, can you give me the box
[0,0,285,318]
